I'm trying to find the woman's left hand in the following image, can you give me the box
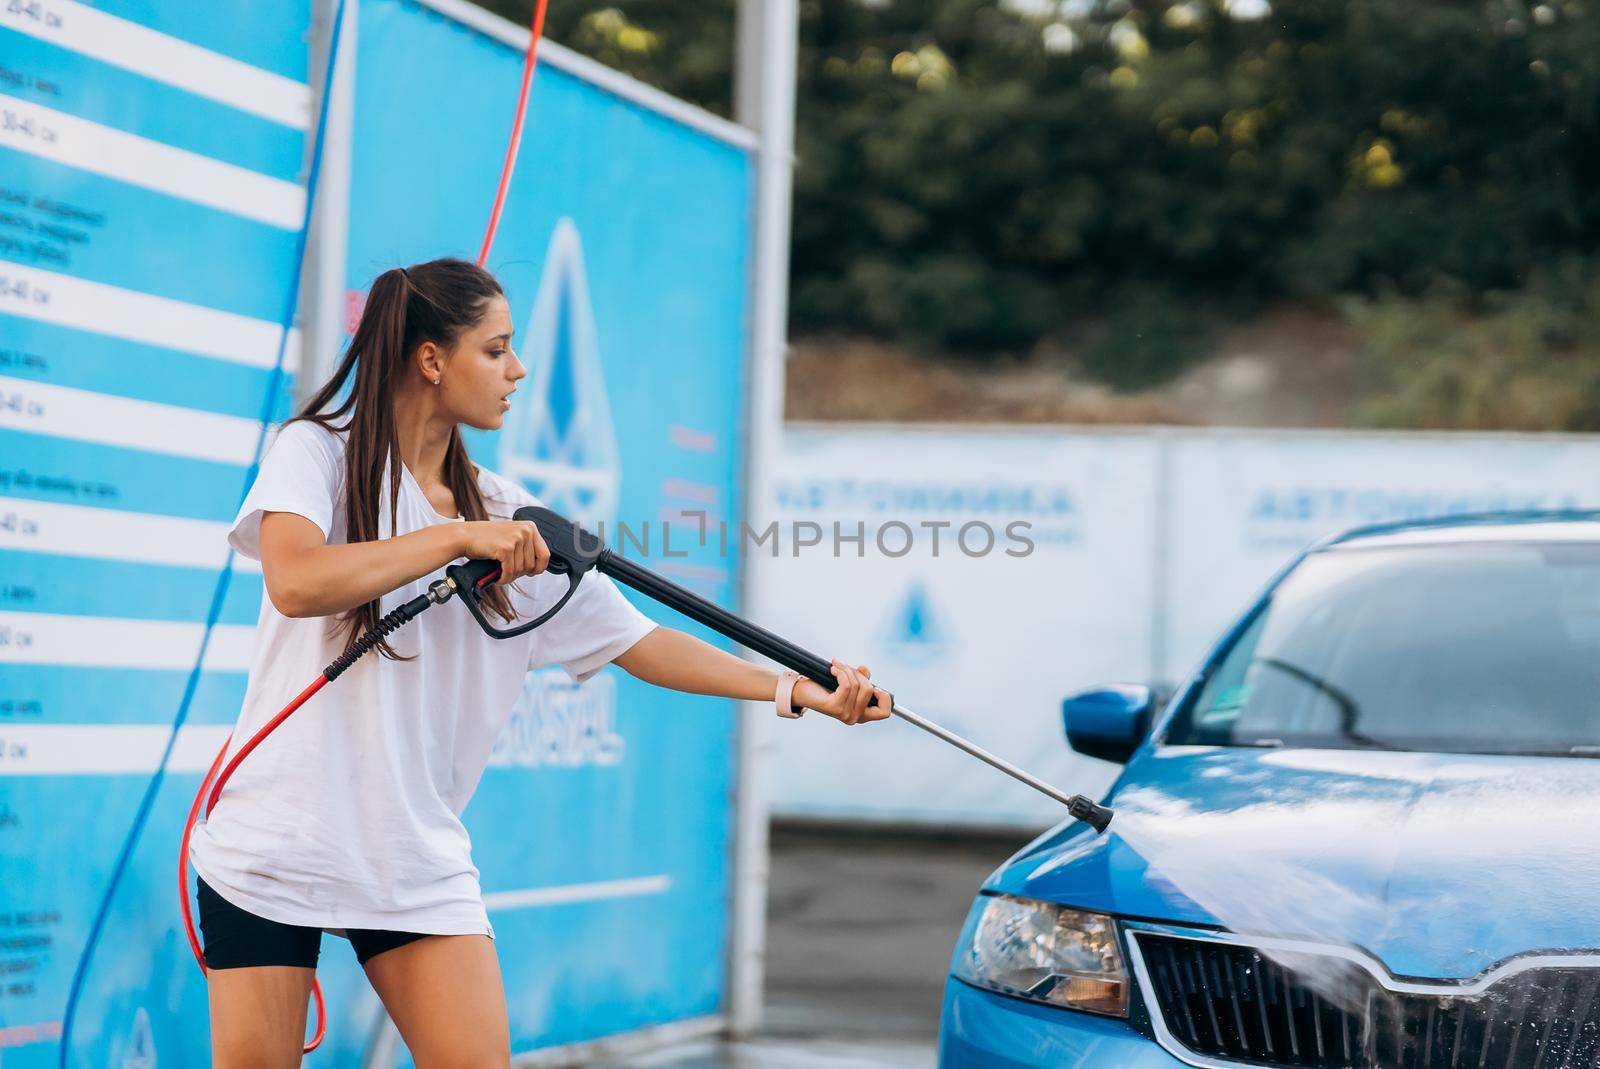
[794,659,893,725]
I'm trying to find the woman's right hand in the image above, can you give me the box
[457,520,550,586]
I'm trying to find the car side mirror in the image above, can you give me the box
[1063,684,1155,764]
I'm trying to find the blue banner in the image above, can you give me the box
[0,0,751,1063]
[1,0,314,1063]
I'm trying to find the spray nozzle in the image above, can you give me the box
[1068,795,1116,833]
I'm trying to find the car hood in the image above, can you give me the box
[986,746,1600,980]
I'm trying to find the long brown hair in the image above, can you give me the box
[291,256,517,661]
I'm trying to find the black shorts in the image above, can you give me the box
[197,875,429,969]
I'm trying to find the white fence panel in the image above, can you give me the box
[1161,431,1600,678]
[760,425,1155,828]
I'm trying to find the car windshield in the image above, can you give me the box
[1166,540,1600,756]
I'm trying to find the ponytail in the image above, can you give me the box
[289,258,516,660]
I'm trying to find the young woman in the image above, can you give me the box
[188,257,891,1067]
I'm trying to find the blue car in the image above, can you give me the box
[938,513,1600,1068]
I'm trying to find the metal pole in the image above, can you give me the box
[728,0,800,1041]
[726,0,800,1036]
[300,0,356,409]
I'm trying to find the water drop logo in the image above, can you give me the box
[498,218,621,529]
[121,1006,156,1069]
[878,580,950,667]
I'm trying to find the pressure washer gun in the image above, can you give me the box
[179,502,1111,1056]
[433,505,1114,833]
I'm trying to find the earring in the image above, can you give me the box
[432,376,440,385]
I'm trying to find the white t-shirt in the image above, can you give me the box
[188,419,658,937]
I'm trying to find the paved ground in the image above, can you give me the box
[593,822,1040,1068]
[601,1035,941,1068]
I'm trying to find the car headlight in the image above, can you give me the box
[951,892,1128,1017]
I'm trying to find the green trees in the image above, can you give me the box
[485,1,1600,403]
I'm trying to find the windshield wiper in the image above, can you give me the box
[1251,656,1394,749]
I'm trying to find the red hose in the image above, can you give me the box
[181,1,549,1050]
[477,0,549,267]
[179,675,330,1052]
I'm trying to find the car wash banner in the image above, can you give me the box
[0,0,315,1064]
[345,1,750,1062]
[0,0,752,1065]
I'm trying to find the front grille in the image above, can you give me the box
[1134,932,1600,1068]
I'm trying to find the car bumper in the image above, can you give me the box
[938,975,1186,1069]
